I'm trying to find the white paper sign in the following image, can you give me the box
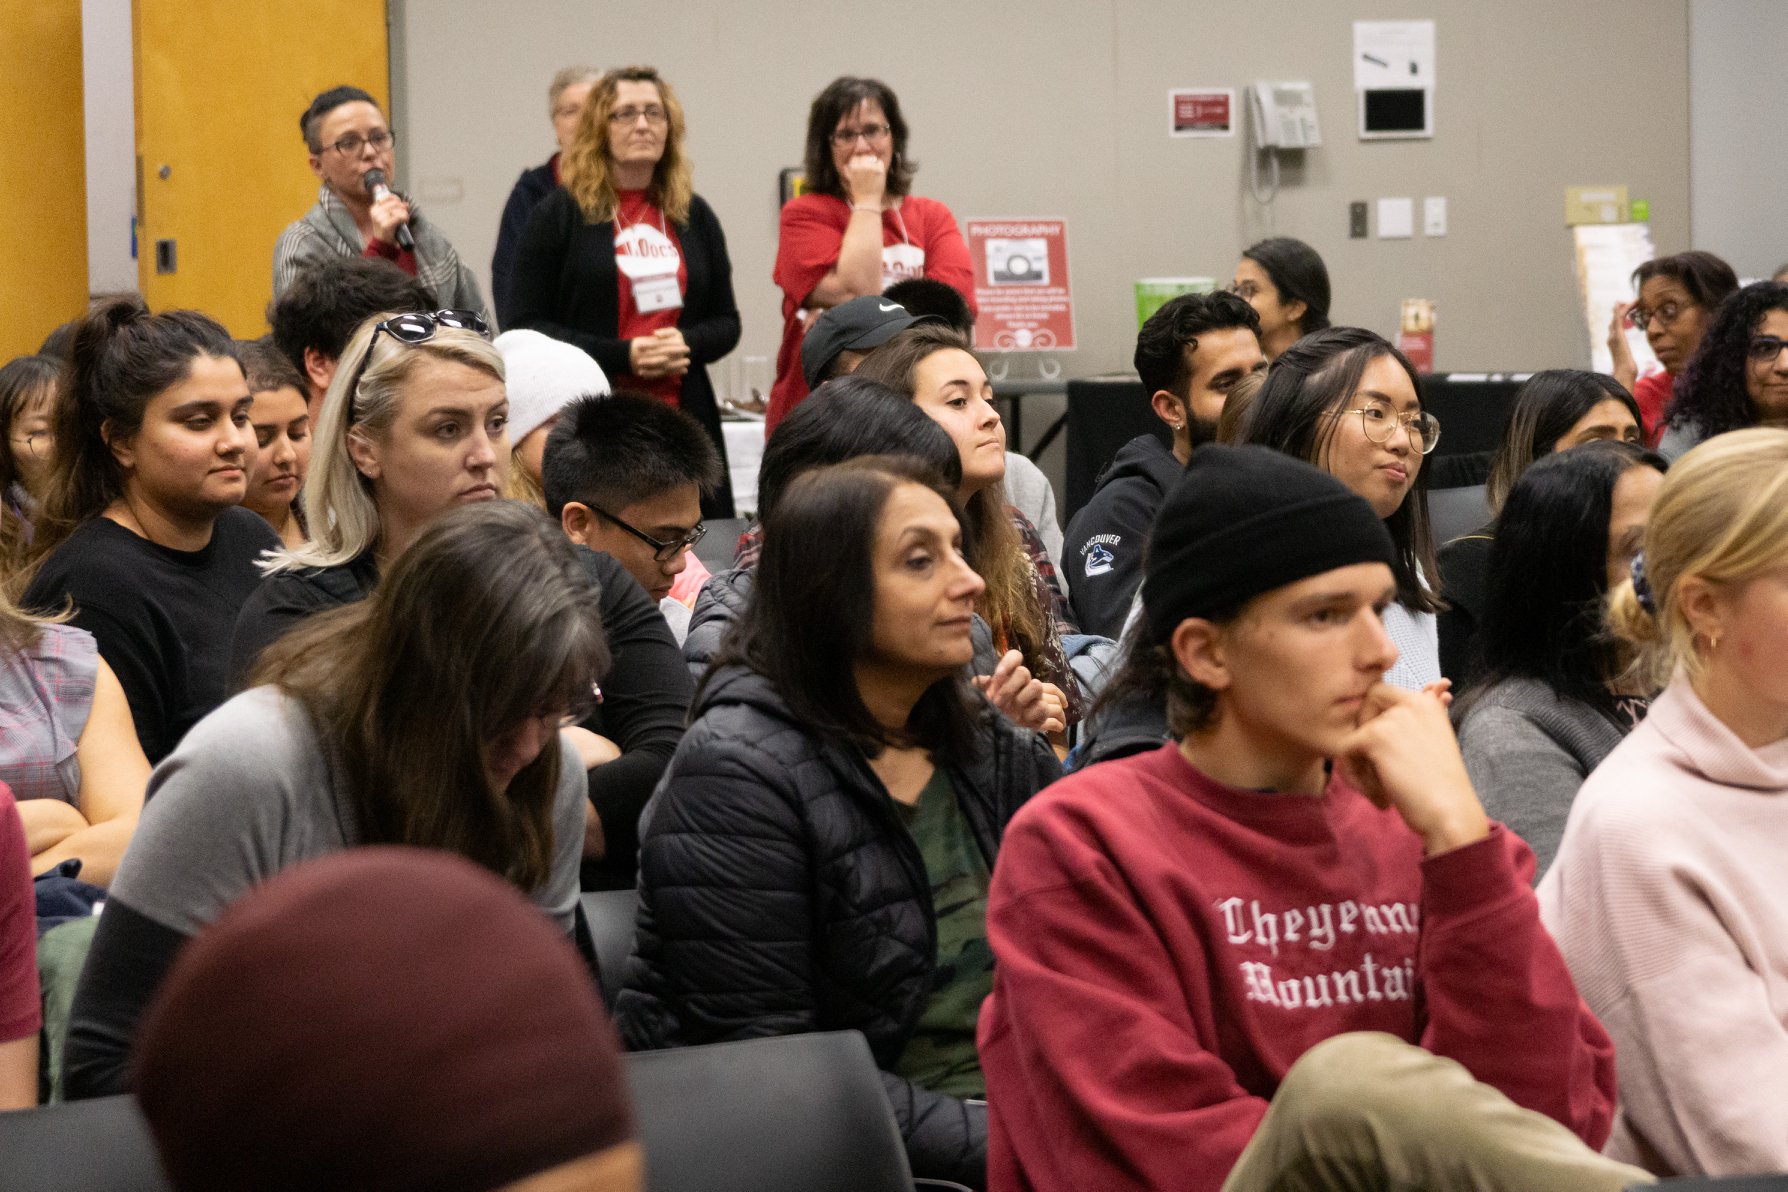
[1354,20,1436,90]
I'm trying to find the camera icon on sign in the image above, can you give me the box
[987,238,1049,286]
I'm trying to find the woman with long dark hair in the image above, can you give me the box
[619,458,1060,1188]
[506,66,740,518]
[0,354,60,572]
[1438,369,1643,683]
[1453,441,1665,874]
[1657,280,1788,459]
[766,76,975,432]
[1232,237,1332,360]
[857,325,1081,730]
[62,501,606,1099]
[20,297,277,763]
[1242,327,1443,688]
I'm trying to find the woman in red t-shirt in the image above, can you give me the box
[768,77,976,433]
[507,66,741,518]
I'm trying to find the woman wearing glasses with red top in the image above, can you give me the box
[1657,280,1788,460]
[231,309,692,894]
[1242,327,1447,691]
[766,77,977,434]
[506,66,740,520]
[1606,251,1737,444]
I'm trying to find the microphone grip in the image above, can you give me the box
[394,222,415,251]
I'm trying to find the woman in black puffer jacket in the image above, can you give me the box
[618,456,1060,1189]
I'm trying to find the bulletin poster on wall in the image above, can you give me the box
[1572,223,1659,377]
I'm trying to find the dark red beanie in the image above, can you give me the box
[134,847,634,1192]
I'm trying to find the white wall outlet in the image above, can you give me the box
[1424,196,1447,236]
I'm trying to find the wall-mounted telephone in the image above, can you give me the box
[1248,81,1322,148]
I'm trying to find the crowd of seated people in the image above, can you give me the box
[3,61,1788,1192]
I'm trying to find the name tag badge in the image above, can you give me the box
[633,272,683,313]
[882,243,926,289]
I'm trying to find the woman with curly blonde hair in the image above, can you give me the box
[505,66,740,518]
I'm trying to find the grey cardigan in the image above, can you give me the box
[1456,676,1629,878]
[272,185,487,321]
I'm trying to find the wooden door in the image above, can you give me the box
[133,0,388,334]
[0,0,87,359]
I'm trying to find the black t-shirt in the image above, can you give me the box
[23,508,279,764]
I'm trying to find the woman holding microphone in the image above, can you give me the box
[767,77,975,433]
[507,66,740,518]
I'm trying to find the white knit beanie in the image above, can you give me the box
[493,330,610,442]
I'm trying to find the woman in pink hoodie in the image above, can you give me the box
[1540,427,1788,1179]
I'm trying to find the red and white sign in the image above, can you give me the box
[965,218,1074,352]
[1170,88,1235,138]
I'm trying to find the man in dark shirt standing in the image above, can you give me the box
[1063,292,1265,639]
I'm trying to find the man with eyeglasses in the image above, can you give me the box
[272,86,486,321]
[541,391,723,647]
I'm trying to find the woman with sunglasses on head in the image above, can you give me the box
[1437,370,1643,685]
[506,66,739,520]
[766,76,976,434]
[231,310,690,893]
[1539,428,1788,1178]
[1243,327,1444,690]
[1453,442,1665,877]
[1656,281,1788,460]
[63,501,605,1100]
[620,457,1061,1189]
[1606,251,1737,443]
[19,297,277,765]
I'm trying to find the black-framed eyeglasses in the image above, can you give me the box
[326,129,394,156]
[344,309,490,410]
[829,122,891,147]
[592,505,705,562]
[1345,403,1442,454]
[1747,335,1788,364]
[1626,300,1691,330]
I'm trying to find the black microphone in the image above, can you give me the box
[361,168,414,252]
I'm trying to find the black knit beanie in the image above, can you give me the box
[1143,444,1396,644]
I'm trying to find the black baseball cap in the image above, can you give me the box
[800,296,942,389]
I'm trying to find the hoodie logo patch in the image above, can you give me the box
[1083,542,1117,577]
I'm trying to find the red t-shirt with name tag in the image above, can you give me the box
[612,189,687,405]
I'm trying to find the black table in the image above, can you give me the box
[1061,372,1531,521]
[990,378,1068,458]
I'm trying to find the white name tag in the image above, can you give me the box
[882,242,926,289]
[632,272,683,312]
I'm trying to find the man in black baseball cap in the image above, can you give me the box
[800,295,941,390]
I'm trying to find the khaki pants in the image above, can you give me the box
[1221,1033,1655,1192]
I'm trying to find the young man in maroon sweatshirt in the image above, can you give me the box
[977,445,1653,1192]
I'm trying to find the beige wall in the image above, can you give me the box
[393,0,1690,378]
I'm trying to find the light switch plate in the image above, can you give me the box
[1423,196,1447,236]
[1377,197,1414,239]
[1349,201,1368,239]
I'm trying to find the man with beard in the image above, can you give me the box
[1064,291,1265,638]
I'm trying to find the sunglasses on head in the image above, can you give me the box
[346,309,491,412]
